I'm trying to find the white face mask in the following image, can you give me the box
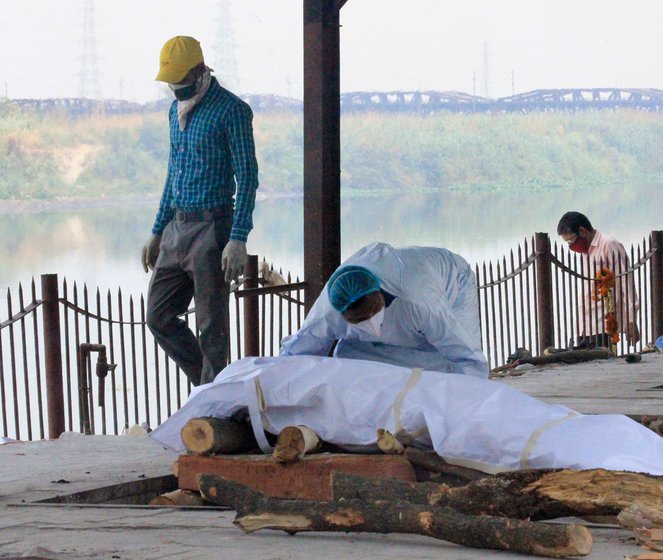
[350,307,385,337]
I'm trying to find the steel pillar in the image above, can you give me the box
[303,0,342,313]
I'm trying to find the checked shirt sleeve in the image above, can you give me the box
[226,102,259,241]
[152,119,177,235]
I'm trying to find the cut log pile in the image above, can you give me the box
[148,417,663,557]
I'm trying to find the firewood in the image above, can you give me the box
[525,469,663,516]
[332,471,578,520]
[332,468,663,521]
[198,473,592,557]
[635,527,663,551]
[638,528,663,542]
[377,429,405,455]
[492,348,612,374]
[624,553,663,560]
[619,501,663,529]
[272,425,320,463]
[403,448,488,486]
[180,417,257,455]
[149,489,206,506]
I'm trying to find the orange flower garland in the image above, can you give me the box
[592,267,620,344]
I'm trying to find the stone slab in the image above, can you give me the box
[176,453,416,500]
[496,352,663,414]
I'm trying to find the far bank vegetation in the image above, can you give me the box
[1,102,662,201]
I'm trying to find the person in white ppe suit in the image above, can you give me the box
[280,242,489,378]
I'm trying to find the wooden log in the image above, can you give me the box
[492,348,612,374]
[333,471,441,504]
[272,425,320,463]
[198,473,592,557]
[180,417,257,455]
[403,448,488,486]
[634,527,663,551]
[332,468,663,521]
[618,501,663,529]
[149,489,206,506]
[377,429,405,455]
[524,469,663,515]
[332,471,579,520]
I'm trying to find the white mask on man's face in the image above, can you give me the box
[349,307,385,337]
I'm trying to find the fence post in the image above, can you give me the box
[243,255,260,357]
[534,232,554,353]
[41,274,65,439]
[651,230,663,339]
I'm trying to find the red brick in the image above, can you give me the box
[177,453,416,501]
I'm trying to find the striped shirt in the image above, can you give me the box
[152,77,259,241]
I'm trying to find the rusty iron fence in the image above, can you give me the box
[0,256,305,442]
[2,231,662,441]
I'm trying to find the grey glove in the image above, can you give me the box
[222,240,247,283]
[141,234,162,273]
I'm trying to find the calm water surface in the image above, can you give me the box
[1,185,661,296]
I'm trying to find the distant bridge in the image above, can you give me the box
[3,88,663,117]
[340,88,663,113]
[341,90,490,113]
[1,94,301,119]
[492,88,663,112]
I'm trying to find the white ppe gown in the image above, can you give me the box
[280,242,489,378]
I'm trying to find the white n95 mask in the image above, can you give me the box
[349,308,385,338]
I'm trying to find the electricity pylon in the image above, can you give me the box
[79,0,101,99]
[211,1,241,93]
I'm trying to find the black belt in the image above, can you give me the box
[174,206,231,223]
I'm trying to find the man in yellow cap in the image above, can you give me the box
[142,36,259,386]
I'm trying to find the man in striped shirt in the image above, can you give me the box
[141,36,259,386]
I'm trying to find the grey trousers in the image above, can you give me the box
[146,208,232,386]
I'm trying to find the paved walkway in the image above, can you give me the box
[1,354,661,559]
[497,350,663,415]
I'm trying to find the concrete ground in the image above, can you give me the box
[1,353,661,559]
[497,349,662,415]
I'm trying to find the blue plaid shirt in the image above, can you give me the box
[152,77,259,241]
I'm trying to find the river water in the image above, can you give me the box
[1,184,660,295]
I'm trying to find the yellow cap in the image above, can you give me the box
[155,36,204,83]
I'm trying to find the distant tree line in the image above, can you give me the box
[0,101,662,202]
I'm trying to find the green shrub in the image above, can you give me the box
[1,106,662,200]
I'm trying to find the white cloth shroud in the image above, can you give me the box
[150,355,663,475]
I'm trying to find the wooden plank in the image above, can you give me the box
[177,453,416,501]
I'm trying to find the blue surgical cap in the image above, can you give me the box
[327,265,381,312]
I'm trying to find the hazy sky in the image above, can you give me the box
[1,0,662,102]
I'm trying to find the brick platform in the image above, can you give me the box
[177,453,416,501]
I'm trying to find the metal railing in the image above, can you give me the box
[476,231,663,369]
[2,231,662,441]
[0,256,305,441]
